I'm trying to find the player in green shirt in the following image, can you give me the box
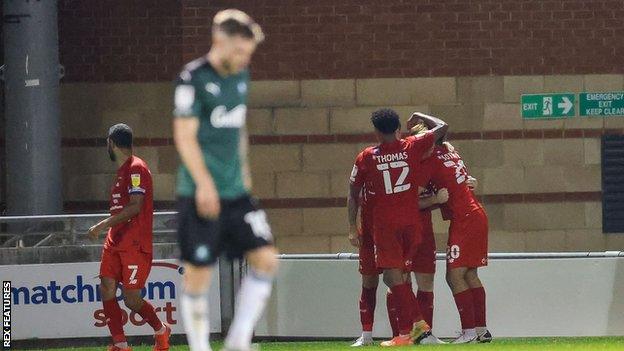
[173,9,278,351]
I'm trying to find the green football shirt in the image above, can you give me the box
[173,57,250,200]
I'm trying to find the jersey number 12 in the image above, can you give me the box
[377,161,410,194]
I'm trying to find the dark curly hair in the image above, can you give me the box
[371,108,400,134]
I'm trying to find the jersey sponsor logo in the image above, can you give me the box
[237,82,247,94]
[210,104,247,128]
[112,193,121,199]
[373,151,409,163]
[205,82,221,96]
[174,84,195,115]
[110,205,123,211]
[131,174,141,188]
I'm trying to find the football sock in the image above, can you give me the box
[416,290,434,328]
[103,298,126,344]
[114,341,129,349]
[362,331,373,339]
[359,286,377,332]
[471,287,487,329]
[224,269,273,350]
[137,300,164,332]
[392,283,422,335]
[453,289,476,330]
[181,291,211,351]
[386,290,400,337]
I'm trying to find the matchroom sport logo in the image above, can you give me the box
[9,261,184,330]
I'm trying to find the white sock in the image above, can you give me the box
[114,342,128,349]
[476,326,487,336]
[181,292,211,351]
[362,331,373,339]
[224,269,273,350]
[463,328,477,338]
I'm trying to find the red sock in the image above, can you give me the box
[103,298,126,343]
[453,289,476,330]
[391,283,422,335]
[359,287,376,332]
[471,287,486,328]
[137,300,164,331]
[386,290,399,337]
[416,290,434,328]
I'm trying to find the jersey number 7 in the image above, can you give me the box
[377,161,410,194]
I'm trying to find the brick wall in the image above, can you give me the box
[58,0,624,82]
[57,74,624,253]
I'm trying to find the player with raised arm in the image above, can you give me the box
[88,124,170,351]
[408,119,492,344]
[172,10,278,351]
[347,109,448,346]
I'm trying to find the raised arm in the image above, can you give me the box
[407,112,449,143]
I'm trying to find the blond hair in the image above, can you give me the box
[213,9,264,43]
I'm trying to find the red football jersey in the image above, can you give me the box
[350,132,435,225]
[104,155,154,253]
[424,144,482,220]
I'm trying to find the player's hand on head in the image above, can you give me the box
[196,181,221,219]
[406,112,427,130]
[467,176,478,190]
[436,188,449,204]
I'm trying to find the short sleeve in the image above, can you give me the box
[407,131,435,160]
[128,165,149,195]
[349,151,368,187]
[173,72,202,118]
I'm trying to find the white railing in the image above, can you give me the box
[0,212,177,248]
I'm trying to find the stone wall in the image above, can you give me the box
[56,74,624,253]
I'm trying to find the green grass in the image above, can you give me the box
[14,337,624,351]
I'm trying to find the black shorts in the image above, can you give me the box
[176,195,273,266]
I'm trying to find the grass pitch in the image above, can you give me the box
[13,337,624,351]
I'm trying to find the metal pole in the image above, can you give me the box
[3,0,62,216]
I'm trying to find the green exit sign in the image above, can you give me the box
[580,92,624,116]
[521,93,575,119]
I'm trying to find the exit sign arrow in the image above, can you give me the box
[521,93,576,119]
[558,96,573,114]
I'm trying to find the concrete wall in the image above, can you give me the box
[56,74,624,253]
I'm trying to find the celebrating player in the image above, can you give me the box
[350,184,448,346]
[173,9,278,351]
[348,109,447,346]
[88,124,170,351]
[408,120,492,344]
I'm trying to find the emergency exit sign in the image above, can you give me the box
[580,92,624,116]
[522,94,575,119]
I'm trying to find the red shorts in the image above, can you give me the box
[446,208,489,269]
[374,222,422,270]
[409,212,436,274]
[100,247,153,289]
[359,207,381,275]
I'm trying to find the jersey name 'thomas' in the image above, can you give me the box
[350,132,435,225]
[173,57,249,199]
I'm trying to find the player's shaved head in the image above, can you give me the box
[371,108,401,135]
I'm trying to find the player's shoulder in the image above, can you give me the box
[357,145,377,158]
[177,56,211,84]
[129,156,151,172]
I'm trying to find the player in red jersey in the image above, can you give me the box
[348,109,448,346]
[88,124,170,351]
[408,120,492,344]
[349,186,382,347]
[351,184,449,346]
